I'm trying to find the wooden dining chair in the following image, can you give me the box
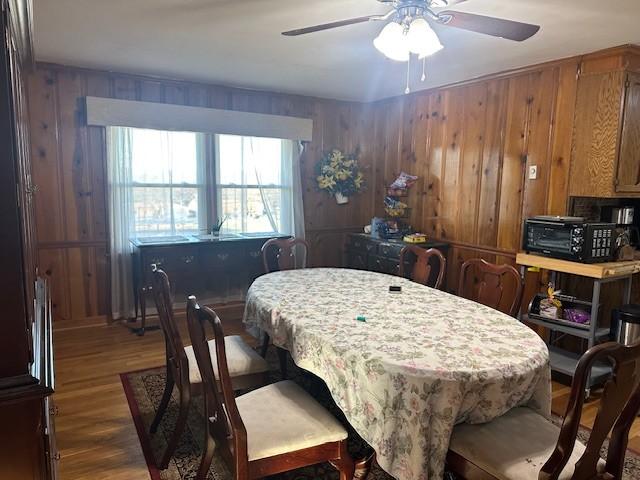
[457,258,524,317]
[261,237,309,273]
[447,340,640,480]
[260,237,309,378]
[399,246,446,289]
[186,296,356,480]
[149,268,270,469]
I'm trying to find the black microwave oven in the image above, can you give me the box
[523,216,615,263]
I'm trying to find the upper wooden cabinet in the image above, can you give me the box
[570,47,640,197]
[617,73,640,192]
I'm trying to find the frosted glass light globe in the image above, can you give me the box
[373,22,410,62]
[406,18,443,58]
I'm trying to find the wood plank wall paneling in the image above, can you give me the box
[369,58,580,291]
[28,64,373,322]
[28,55,581,322]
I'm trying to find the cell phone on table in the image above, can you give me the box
[389,285,402,293]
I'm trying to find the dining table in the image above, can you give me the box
[242,268,551,480]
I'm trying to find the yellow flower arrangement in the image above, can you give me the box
[315,149,365,198]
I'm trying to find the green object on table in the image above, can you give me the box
[356,315,366,322]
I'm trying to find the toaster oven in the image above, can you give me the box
[523,216,615,263]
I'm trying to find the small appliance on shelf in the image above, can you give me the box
[522,216,615,263]
[602,206,639,260]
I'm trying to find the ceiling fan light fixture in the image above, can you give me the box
[373,21,410,62]
[407,18,443,58]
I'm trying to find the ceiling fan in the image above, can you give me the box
[282,0,540,93]
[282,0,540,44]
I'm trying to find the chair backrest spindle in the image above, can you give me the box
[261,237,309,273]
[152,269,189,385]
[540,341,640,480]
[399,246,446,289]
[185,297,249,477]
[457,259,523,317]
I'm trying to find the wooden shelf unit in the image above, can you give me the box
[517,253,637,392]
[516,253,640,279]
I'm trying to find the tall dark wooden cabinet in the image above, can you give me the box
[0,1,57,479]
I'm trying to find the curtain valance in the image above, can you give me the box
[86,96,313,141]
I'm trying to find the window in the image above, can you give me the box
[216,135,292,235]
[129,128,206,237]
[108,127,298,241]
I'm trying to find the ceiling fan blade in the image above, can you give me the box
[282,16,377,36]
[437,11,540,41]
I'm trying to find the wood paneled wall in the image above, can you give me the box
[27,56,582,322]
[27,64,375,322]
[367,59,581,291]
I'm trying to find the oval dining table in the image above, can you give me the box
[243,268,551,480]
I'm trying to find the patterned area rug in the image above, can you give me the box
[121,350,640,480]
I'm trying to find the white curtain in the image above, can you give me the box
[282,140,307,267]
[242,138,305,240]
[249,138,305,266]
[107,127,136,320]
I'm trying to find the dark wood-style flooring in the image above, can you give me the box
[53,317,640,480]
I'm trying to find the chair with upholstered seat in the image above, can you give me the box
[447,340,640,480]
[186,296,356,480]
[149,268,269,469]
[399,246,446,289]
[457,258,524,317]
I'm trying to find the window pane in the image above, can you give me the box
[172,187,200,232]
[220,187,284,234]
[218,135,243,184]
[133,186,200,236]
[242,137,282,185]
[170,133,199,184]
[131,128,199,185]
[131,129,171,184]
[133,187,172,236]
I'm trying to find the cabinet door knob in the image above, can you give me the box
[150,258,164,268]
[182,255,195,264]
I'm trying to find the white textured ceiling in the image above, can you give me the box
[33,0,640,102]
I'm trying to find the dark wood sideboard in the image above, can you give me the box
[131,234,288,334]
[346,233,449,283]
[0,1,58,479]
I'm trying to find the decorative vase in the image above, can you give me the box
[335,192,349,205]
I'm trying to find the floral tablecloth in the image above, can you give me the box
[243,268,551,480]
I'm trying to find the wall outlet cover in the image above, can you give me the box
[529,165,538,180]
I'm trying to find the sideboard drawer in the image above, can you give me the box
[378,242,403,259]
[201,245,245,272]
[349,236,377,255]
[367,254,389,273]
[142,246,199,276]
[346,249,367,270]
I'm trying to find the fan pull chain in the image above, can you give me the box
[405,55,411,94]
[421,57,427,82]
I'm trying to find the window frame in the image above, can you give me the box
[128,129,210,237]
[214,134,289,235]
[119,128,294,239]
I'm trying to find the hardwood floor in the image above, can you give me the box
[53,317,640,480]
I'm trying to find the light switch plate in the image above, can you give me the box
[529,165,538,180]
